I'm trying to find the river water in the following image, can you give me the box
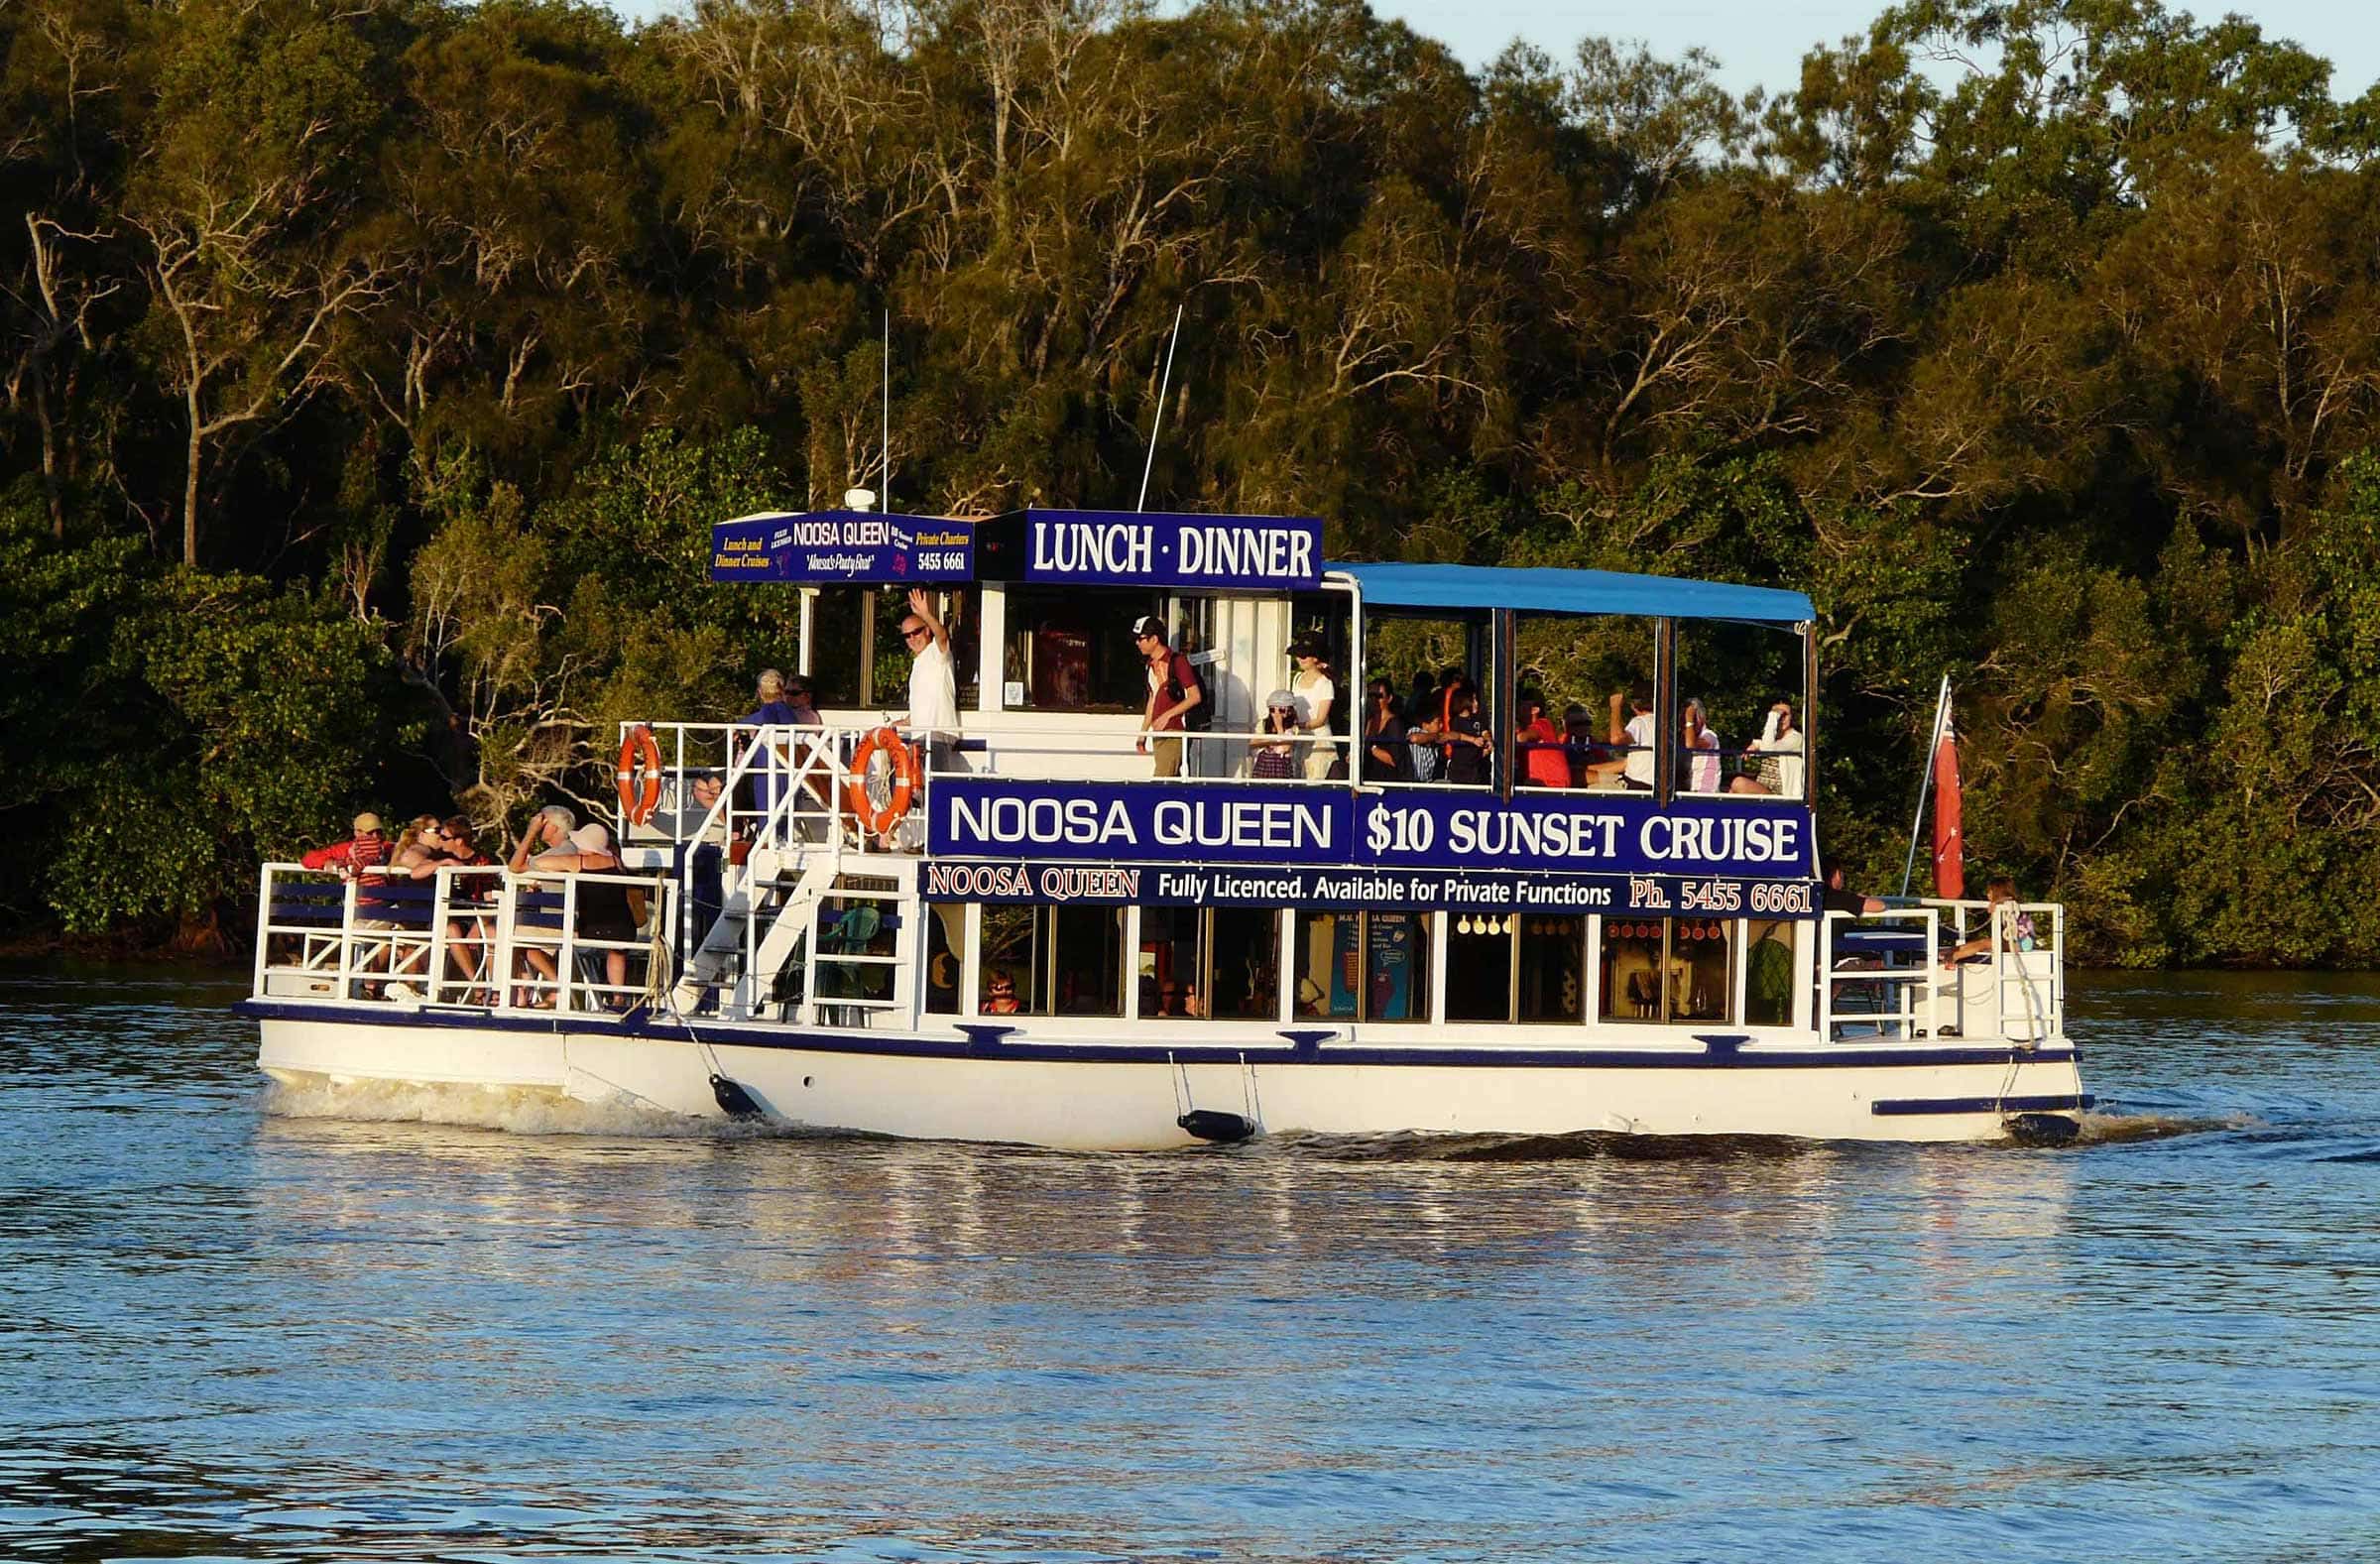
[3,963,2377,1561]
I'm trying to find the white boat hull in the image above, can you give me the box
[250,1005,2086,1150]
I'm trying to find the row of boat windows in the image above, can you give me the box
[924,905,1799,1027]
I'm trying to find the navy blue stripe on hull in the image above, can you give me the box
[238,999,2076,1074]
[1871,1094,2093,1117]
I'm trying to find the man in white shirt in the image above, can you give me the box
[899,589,961,750]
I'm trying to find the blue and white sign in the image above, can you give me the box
[931,782,1342,864]
[1005,509,1323,591]
[920,860,1819,917]
[929,781,1812,880]
[710,511,975,584]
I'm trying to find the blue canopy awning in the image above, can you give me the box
[1327,562,1813,625]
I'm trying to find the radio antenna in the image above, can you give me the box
[882,308,892,508]
[1136,303,1185,513]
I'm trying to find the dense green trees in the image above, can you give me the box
[4,0,2378,962]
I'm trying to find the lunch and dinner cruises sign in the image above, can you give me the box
[709,511,974,584]
[925,782,1819,916]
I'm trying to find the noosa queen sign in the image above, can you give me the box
[929,782,1813,880]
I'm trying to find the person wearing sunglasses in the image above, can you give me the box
[982,969,1023,1016]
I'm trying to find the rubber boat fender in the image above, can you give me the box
[2005,1111,2080,1147]
[1178,1109,1255,1143]
[711,1073,766,1121]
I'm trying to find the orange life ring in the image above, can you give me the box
[844,725,919,837]
[616,724,664,827]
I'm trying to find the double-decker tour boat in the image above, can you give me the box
[238,506,2086,1148]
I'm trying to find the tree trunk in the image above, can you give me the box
[182,386,202,567]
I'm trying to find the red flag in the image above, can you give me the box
[1931,723,1964,901]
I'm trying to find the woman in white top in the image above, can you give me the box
[1729,700,1806,797]
[1682,697,1723,793]
[1289,635,1338,780]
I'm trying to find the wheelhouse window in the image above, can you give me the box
[1003,586,1159,711]
[1292,908,1430,1023]
[807,586,979,712]
[978,903,1126,1017]
[1599,916,1736,1024]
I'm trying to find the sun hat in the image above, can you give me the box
[1265,689,1296,710]
[571,823,611,852]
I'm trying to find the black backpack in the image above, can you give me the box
[1173,653,1212,732]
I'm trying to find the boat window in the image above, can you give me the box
[1002,585,1160,711]
[1365,611,1482,786]
[807,587,978,711]
[1517,915,1589,1022]
[1140,906,1279,1019]
[1744,919,1797,1025]
[925,903,965,1014]
[1600,918,1666,1023]
[1517,613,1657,792]
[1291,908,1430,1023]
[1598,916,1737,1024]
[1439,913,1588,1023]
[1673,621,1805,801]
[1447,912,1517,1023]
[977,903,1126,1017]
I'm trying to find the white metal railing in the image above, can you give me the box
[256,862,673,1020]
[1818,907,1943,1042]
[1921,897,2065,1042]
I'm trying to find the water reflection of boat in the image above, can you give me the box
[240,506,2084,1148]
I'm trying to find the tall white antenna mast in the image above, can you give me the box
[882,308,892,508]
[1136,303,1185,513]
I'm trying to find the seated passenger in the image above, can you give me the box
[1439,681,1492,785]
[1515,689,1567,788]
[300,811,392,878]
[1682,698,1723,793]
[1588,686,1655,790]
[1730,701,1806,797]
[1250,691,1299,780]
[983,969,1023,1015]
[1944,879,2035,965]
[1561,703,1600,786]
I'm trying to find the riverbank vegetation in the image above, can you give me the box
[6,0,2380,964]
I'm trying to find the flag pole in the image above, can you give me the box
[1900,675,1953,897]
[1137,303,1185,513]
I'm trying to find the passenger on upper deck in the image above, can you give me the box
[1250,692,1299,779]
[1364,679,1412,782]
[899,590,960,769]
[1515,689,1568,788]
[1588,686,1655,790]
[1682,698,1723,793]
[1439,680,1492,785]
[1132,615,1203,779]
[301,812,391,878]
[1289,636,1339,781]
[1729,701,1805,797]
[1561,703,1601,787]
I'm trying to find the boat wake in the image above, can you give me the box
[2073,1107,2245,1144]
[261,1071,765,1139]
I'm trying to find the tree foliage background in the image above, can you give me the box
[6,0,2380,962]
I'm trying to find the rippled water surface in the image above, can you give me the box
[5,963,2380,1561]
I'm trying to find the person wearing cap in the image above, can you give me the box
[1250,690,1299,779]
[1288,635,1338,780]
[301,812,394,878]
[1132,615,1202,778]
